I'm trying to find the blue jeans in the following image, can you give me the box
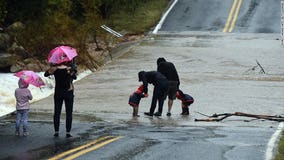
[15,109,29,132]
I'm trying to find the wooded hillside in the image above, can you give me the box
[0,0,169,71]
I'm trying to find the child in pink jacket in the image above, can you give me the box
[14,78,33,136]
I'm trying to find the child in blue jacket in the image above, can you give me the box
[129,85,148,117]
[176,89,194,115]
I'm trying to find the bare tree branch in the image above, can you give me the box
[256,59,265,74]
[195,112,284,122]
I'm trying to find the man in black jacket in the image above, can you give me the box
[157,57,180,116]
[138,71,168,116]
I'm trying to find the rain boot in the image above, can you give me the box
[181,108,185,115]
[133,107,139,117]
[184,107,189,115]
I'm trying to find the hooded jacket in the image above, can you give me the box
[157,58,180,85]
[176,90,194,105]
[128,85,147,107]
[15,79,33,110]
[138,71,167,94]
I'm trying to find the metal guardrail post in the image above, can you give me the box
[281,1,284,45]
[100,25,123,38]
[100,25,128,41]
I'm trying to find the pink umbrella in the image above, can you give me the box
[14,70,45,87]
[48,45,78,64]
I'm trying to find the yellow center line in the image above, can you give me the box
[48,136,112,160]
[229,0,243,32]
[223,0,238,32]
[64,136,123,160]
[223,0,243,33]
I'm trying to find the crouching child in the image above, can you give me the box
[176,89,194,115]
[128,85,148,117]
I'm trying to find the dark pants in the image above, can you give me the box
[150,80,168,114]
[54,90,74,132]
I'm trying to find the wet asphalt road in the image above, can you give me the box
[1,0,284,159]
[161,0,280,33]
[1,33,283,160]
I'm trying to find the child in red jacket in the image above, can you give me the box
[129,85,148,117]
[176,89,194,115]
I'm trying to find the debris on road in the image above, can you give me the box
[243,59,266,74]
[195,112,284,122]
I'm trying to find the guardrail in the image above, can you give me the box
[101,25,123,38]
[281,1,284,45]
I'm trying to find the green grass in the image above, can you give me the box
[107,0,169,34]
[274,131,284,160]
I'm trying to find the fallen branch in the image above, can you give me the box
[243,59,266,74]
[256,59,265,74]
[195,112,284,122]
[194,111,211,117]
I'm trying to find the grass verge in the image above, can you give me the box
[274,131,284,160]
[108,0,170,34]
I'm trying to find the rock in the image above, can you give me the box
[10,62,23,73]
[6,22,24,35]
[0,53,16,68]
[8,42,27,57]
[23,58,46,72]
[0,33,11,51]
[10,58,48,73]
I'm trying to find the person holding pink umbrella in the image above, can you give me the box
[48,46,78,64]
[44,45,78,138]
[14,78,33,137]
[14,70,44,137]
[14,70,45,87]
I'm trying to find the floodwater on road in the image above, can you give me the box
[32,32,284,128]
[2,32,284,160]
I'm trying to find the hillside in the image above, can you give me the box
[0,0,169,73]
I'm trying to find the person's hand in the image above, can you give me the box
[144,93,149,97]
[67,66,72,74]
[67,66,77,76]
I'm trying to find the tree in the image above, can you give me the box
[5,0,48,25]
[16,0,76,58]
[0,0,7,26]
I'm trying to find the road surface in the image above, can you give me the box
[1,0,283,159]
[161,0,280,33]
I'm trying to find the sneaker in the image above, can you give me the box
[181,112,189,115]
[66,133,72,138]
[144,112,153,116]
[54,132,59,137]
[15,131,20,136]
[133,114,140,117]
[166,112,171,116]
[23,132,29,136]
[154,112,162,117]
